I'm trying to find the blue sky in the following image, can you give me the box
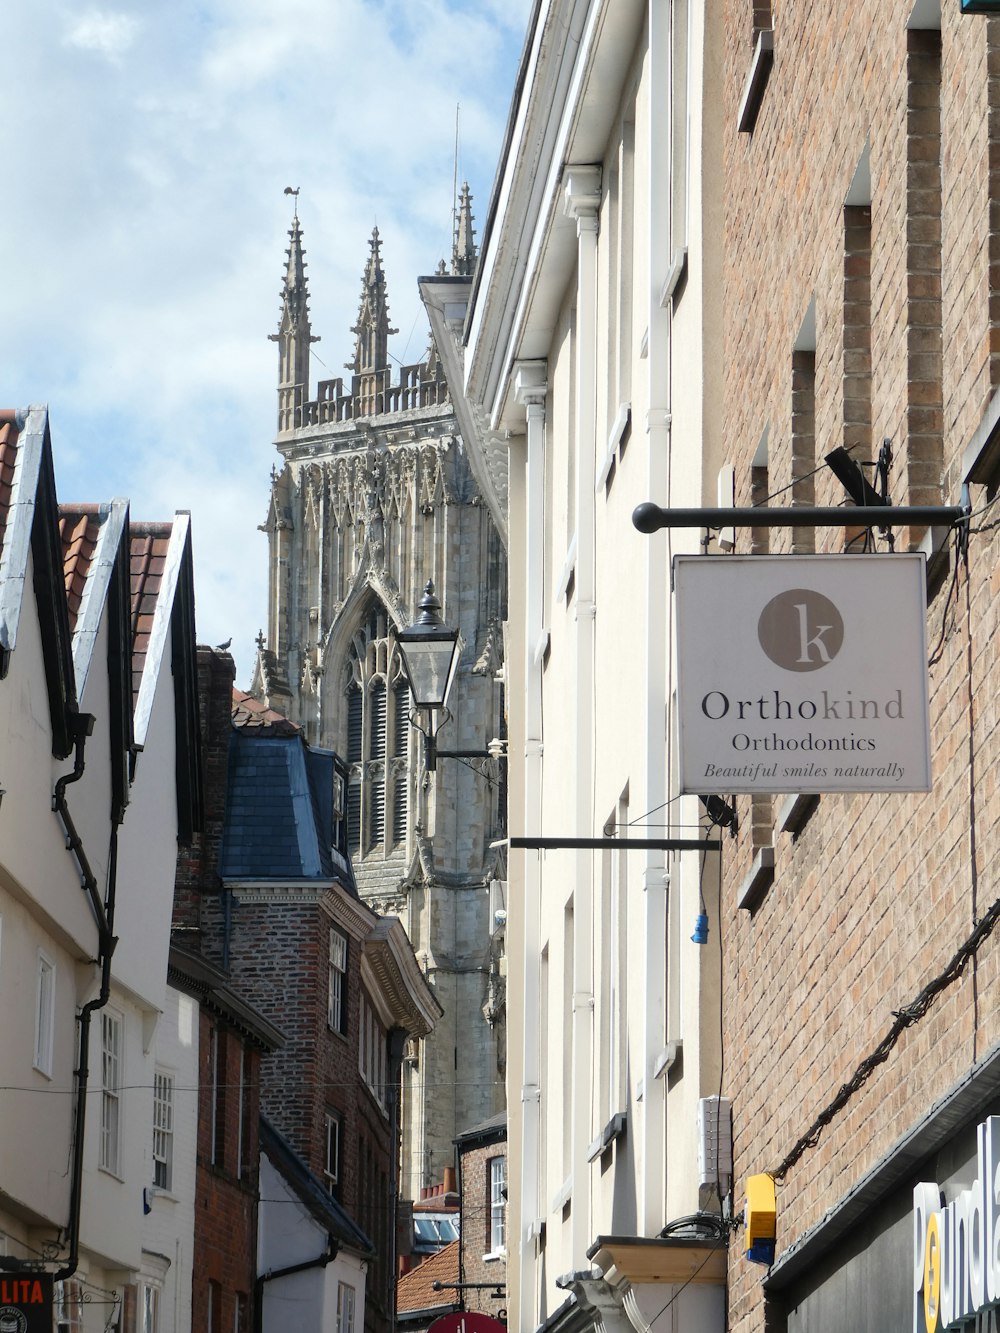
[1,0,530,682]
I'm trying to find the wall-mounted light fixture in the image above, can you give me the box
[395,580,502,774]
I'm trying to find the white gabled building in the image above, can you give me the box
[458,2,730,1329]
[0,406,202,1333]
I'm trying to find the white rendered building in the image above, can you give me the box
[460,2,730,1329]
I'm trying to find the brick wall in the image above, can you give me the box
[192,1013,259,1333]
[458,1135,507,1320]
[722,4,1000,1330]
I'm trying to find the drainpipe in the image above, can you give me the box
[254,1237,339,1333]
[563,165,601,1264]
[512,361,547,1333]
[641,0,674,1234]
[386,1027,407,1333]
[52,712,120,1282]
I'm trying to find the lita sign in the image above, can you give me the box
[674,555,931,794]
[0,1274,53,1333]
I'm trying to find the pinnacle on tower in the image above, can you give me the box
[270,210,319,433]
[451,182,477,277]
[278,216,311,335]
[347,227,399,375]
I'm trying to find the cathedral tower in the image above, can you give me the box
[257,199,507,1201]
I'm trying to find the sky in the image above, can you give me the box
[1,0,531,684]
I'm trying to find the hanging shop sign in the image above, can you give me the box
[961,2,1000,14]
[0,1274,53,1333]
[674,554,931,794]
[914,1117,1000,1332]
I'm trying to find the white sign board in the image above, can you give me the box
[674,554,931,794]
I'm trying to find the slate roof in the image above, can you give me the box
[454,1110,508,1148]
[396,1238,460,1318]
[260,1115,374,1256]
[220,729,354,887]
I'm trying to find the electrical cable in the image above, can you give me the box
[927,528,964,668]
[771,886,1000,1183]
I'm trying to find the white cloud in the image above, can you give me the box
[62,8,139,60]
[2,0,532,683]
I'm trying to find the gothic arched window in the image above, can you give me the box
[343,600,410,859]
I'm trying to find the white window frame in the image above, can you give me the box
[336,1282,356,1333]
[153,1069,174,1191]
[487,1155,506,1256]
[55,1278,83,1333]
[140,1282,159,1333]
[328,927,348,1033]
[358,993,387,1112]
[324,1111,340,1193]
[100,1008,123,1175]
[34,951,55,1076]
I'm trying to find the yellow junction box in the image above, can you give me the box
[745,1173,777,1264]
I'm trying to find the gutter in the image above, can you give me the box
[254,1237,338,1333]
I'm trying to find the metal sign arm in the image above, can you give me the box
[632,501,969,533]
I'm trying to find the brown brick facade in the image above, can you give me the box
[192,1017,259,1333]
[456,1118,506,1322]
[722,4,1000,1331]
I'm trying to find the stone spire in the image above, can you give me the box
[270,210,319,434]
[451,182,477,277]
[348,227,398,375]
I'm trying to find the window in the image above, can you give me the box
[55,1279,83,1333]
[328,927,348,1033]
[100,1010,123,1174]
[140,1284,159,1333]
[343,601,410,857]
[238,1043,253,1181]
[336,1282,356,1333]
[488,1156,506,1254]
[324,1112,341,1193]
[234,1294,248,1333]
[34,952,55,1076]
[210,1026,226,1168]
[207,1282,221,1333]
[359,993,387,1110]
[153,1070,174,1190]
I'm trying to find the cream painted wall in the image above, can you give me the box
[465,0,726,1327]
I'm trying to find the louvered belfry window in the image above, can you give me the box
[346,687,362,852]
[344,598,410,858]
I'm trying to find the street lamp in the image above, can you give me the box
[395,581,462,771]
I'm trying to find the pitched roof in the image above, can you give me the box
[396,1238,460,1317]
[231,687,300,734]
[0,412,21,564]
[0,406,77,756]
[260,1115,374,1257]
[129,524,171,707]
[455,1110,508,1148]
[59,508,102,632]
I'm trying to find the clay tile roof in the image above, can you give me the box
[58,507,102,633]
[0,412,22,565]
[129,524,172,705]
[396,1238,460,1316]
[231,687,300,734]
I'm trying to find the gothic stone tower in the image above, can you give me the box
[257,201,507,1200]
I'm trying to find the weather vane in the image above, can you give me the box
[283,185,300,219]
